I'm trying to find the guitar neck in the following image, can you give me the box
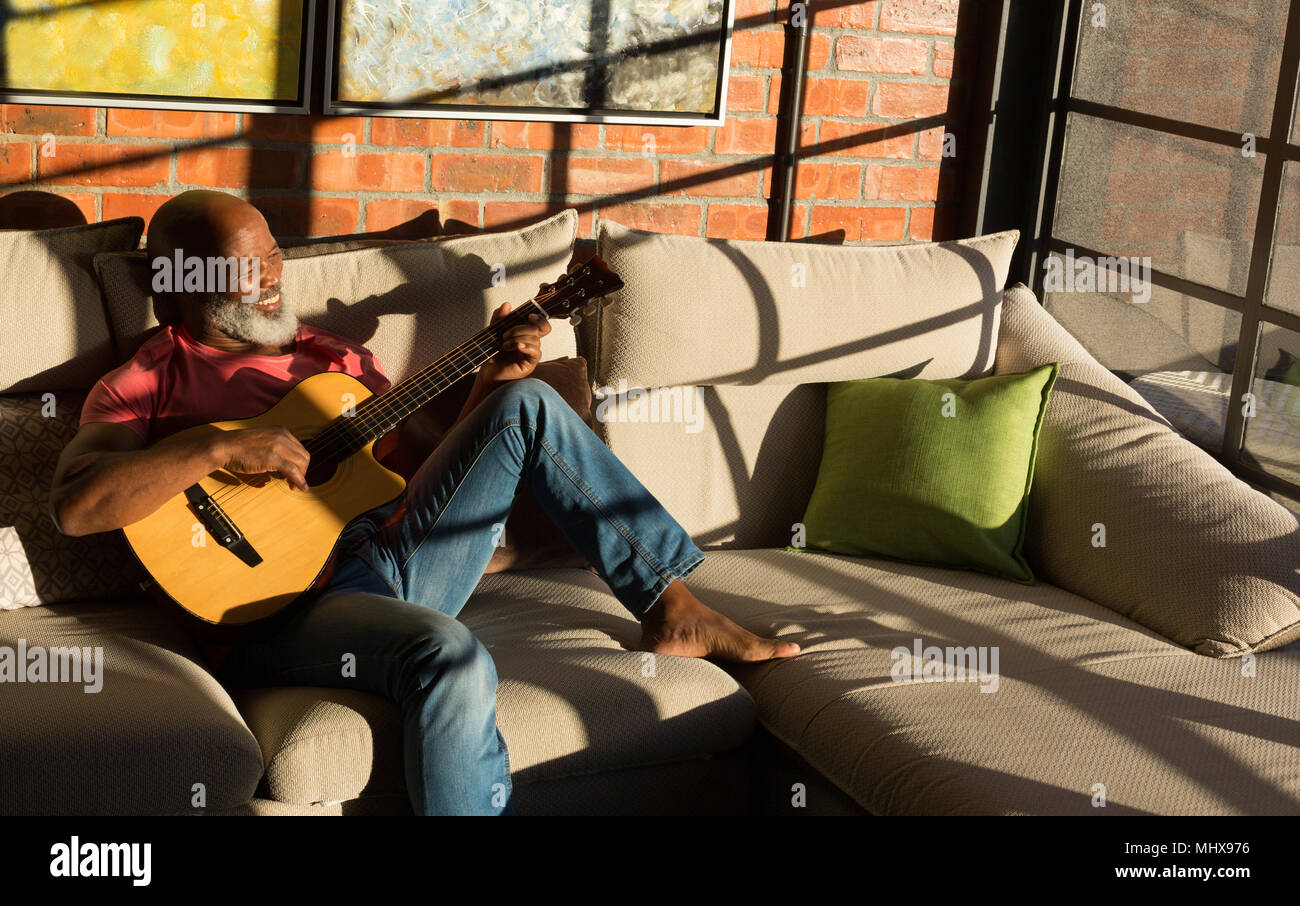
[341,301,546,445]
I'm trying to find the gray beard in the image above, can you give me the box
[203,294,299,348]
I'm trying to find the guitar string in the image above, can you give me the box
[205,284,596,508]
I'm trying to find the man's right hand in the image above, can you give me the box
[215,426,311,491]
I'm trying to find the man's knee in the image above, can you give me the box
[489,377,563,420]
[395,610,497,705]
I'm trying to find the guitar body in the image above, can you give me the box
[123,371,406,625]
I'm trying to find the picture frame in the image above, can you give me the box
[0,0,316,115]
[323,0,735,126]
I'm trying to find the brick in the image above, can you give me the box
[106,109,238,139]
[768,74,783,114]
[836,36,928,75]
[766,161,862,199]
[918,125,956,160]
[908,205,958,241]
[37,143,168,187]
[934,41,954,78]
[873,165,942,201]
[873,82,951,118]
[433,153,543,193]
[250,196,359,238]
[605,125,710,154]
[428,120,486,148]
[363,199,439,233]
[2,105,96,136]
[0,144,31,183]
[726,75,767,113]
[807,33,832,70]
[558,157,654,196]
[661,159,760,196]
[244,115,365,143]
[369,118,437,146]
[810,204,907,241]
[706,203,769,239]
[714,116,777,153]
[488,121,599,150]
[802,78,871,117]
[819,120,914,158]
[103,193,168,226]
[813,1,878,28]
[730,29,787,68]
[57,193,98,224]
[484,201,594,236]
[1187,93,1245,127]
[879,0,960,35]
[596,202,701,235]
[439,200,481,231]
[178,147,299,188]
[734,0,774,24]
[314,151,426,192]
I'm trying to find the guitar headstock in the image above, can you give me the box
[534,255,624,326]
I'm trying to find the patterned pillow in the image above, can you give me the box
[0,392,142,608]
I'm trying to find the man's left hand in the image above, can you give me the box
[477,301,551,386]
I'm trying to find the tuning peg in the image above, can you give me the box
[569,311,583,326]
[582,302,598,315]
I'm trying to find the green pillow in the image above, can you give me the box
[796,363,1059,583]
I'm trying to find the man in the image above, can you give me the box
[49,190,799,816]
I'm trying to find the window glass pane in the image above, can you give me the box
[1053,114,1262,295]
[1265,161,1300,316]
[1072,0,1288,137]
[1245,323,1300,488]
[1043,251,1242,452]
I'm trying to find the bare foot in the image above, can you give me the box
[637,580,801,663]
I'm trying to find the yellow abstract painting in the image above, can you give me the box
[2,0,304,101]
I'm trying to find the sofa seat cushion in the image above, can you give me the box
[233,568,756,808]
[686,549,1300,815]
[0,598,264,814]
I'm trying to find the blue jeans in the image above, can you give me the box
[218,379,704,815]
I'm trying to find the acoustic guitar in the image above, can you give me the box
[123,255,623,625]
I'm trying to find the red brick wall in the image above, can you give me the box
[0,0,973,243]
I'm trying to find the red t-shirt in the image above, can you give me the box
[80,323,392,444]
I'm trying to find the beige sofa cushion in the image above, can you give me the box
[0,218,144,393]
[0,392,142,608]
[233,568,756,809]
[93,209,580,382]
[0,598,263,814]
[996,283,1300,656]
[688,549,1300,815]
[588,221,1019,387]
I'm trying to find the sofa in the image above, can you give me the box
[2,209,1298,815]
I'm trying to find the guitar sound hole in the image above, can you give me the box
[304,459,340,488]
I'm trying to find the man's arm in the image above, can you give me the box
[50,422,312,537]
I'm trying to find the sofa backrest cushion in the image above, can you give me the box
[93,210,580,383]
[0,218,144,394]
[585,223,1020,546]
[0,392,142,608]
[995,282,1300,657]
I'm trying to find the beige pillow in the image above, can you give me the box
[93,209,580,382]
[0,218,144,393]
[587,221,1020,388]
[995,282,1300,657]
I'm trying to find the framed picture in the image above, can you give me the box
[324,0,735,125]
[0,0,315,114]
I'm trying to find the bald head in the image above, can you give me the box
[146,190,291,351]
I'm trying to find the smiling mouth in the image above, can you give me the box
[250,293,281,312]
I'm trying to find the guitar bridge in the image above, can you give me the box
[185,484,262,568]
